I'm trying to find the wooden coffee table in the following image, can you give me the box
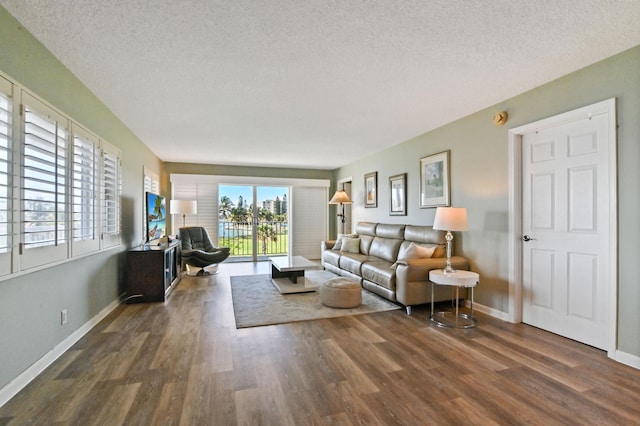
[270,255,321,294]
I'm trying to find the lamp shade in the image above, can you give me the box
[433,207,468,231]
[170,199,197,215]
[328,190,352,205]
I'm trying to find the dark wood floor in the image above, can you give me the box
[2,261,639,425]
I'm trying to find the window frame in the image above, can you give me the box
[0,72,122,279]
[0,76,13,277]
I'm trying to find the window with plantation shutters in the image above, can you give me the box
[0,77,12,276]
[0,74,123,275]
[101,141,121,248]
[71,125,99,255]
[20,93,69,269]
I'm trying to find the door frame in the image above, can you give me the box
[507,98,618,357]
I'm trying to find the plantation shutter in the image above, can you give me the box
[20,92,69,269]
[171,183,217,240]
[143,166,159,195]
[71,125,99,255]
[101,140,121,248]
[143,166,159,239]
[0,77,12,275]
[291,186,328,259]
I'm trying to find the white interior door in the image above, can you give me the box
[521,108,613,350]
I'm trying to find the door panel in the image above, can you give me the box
[522,112,610,350]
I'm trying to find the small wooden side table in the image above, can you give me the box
[429,270,479,329]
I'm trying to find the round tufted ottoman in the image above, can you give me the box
[319,277,362,308]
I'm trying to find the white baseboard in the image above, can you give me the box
[0,297,122,408]
[612,349,640,370]
[465,300,510,322]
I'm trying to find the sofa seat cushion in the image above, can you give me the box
[323,249,341,267]
[339,253,371,275]
[361,260,396,291]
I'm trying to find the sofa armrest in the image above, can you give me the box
[395,256,470,282]
[321,240,336,250]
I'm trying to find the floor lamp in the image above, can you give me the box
[170,199,198,230]
[432,207,468,273]
[328,190,352,233]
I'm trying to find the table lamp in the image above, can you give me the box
[432,207,468,273]
[170,199,197,228]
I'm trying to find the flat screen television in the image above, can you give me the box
[146,192,166,243]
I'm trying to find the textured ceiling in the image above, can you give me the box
[2,1,640,170]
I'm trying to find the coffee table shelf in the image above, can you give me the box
[270,256,321,294]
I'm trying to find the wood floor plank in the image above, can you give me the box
[473,335,594,392]
[149,382,183,426]
[2,262,640,425]
[90,382,141,426]
[498,365,626,424]
[481,323,584,367]
[320,338,379,395]
[440,396,503,426]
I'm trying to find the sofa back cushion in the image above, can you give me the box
[369,237,403,262]
[369,224,405,261]
[355,222,377,236]
[376,223,405,239]
[404,225,445,244]
[404,225,447,257]
[355,222,377,254]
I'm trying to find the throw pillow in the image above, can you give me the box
[391,243,436,270]
[340,237,360,253]
[333,233,357,251]
[398,242,436,261]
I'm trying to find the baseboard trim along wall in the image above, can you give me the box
[466,300,510,322]
[614,350,640,370]
[0,297,122,408]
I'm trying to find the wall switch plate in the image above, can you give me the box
[61,309,67,325]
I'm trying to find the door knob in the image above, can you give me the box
[522,235,536,242]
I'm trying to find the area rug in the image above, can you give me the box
[230,271,401,328]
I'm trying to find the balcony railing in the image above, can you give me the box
[218,220,288,257]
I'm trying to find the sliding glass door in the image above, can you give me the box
[218,185,289,261]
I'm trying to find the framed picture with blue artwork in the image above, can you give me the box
[419,150,450,208]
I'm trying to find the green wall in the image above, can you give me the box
[335,46,640,357]
[0,6,163,390]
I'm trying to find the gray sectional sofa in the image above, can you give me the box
[321,221,469,314]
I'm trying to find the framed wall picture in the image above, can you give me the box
[419,150,450,208]
[364,171,377,208]
[389,173,407,216]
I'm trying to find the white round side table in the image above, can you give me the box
[429,269,479,329]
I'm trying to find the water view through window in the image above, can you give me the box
[218,185,288,260]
